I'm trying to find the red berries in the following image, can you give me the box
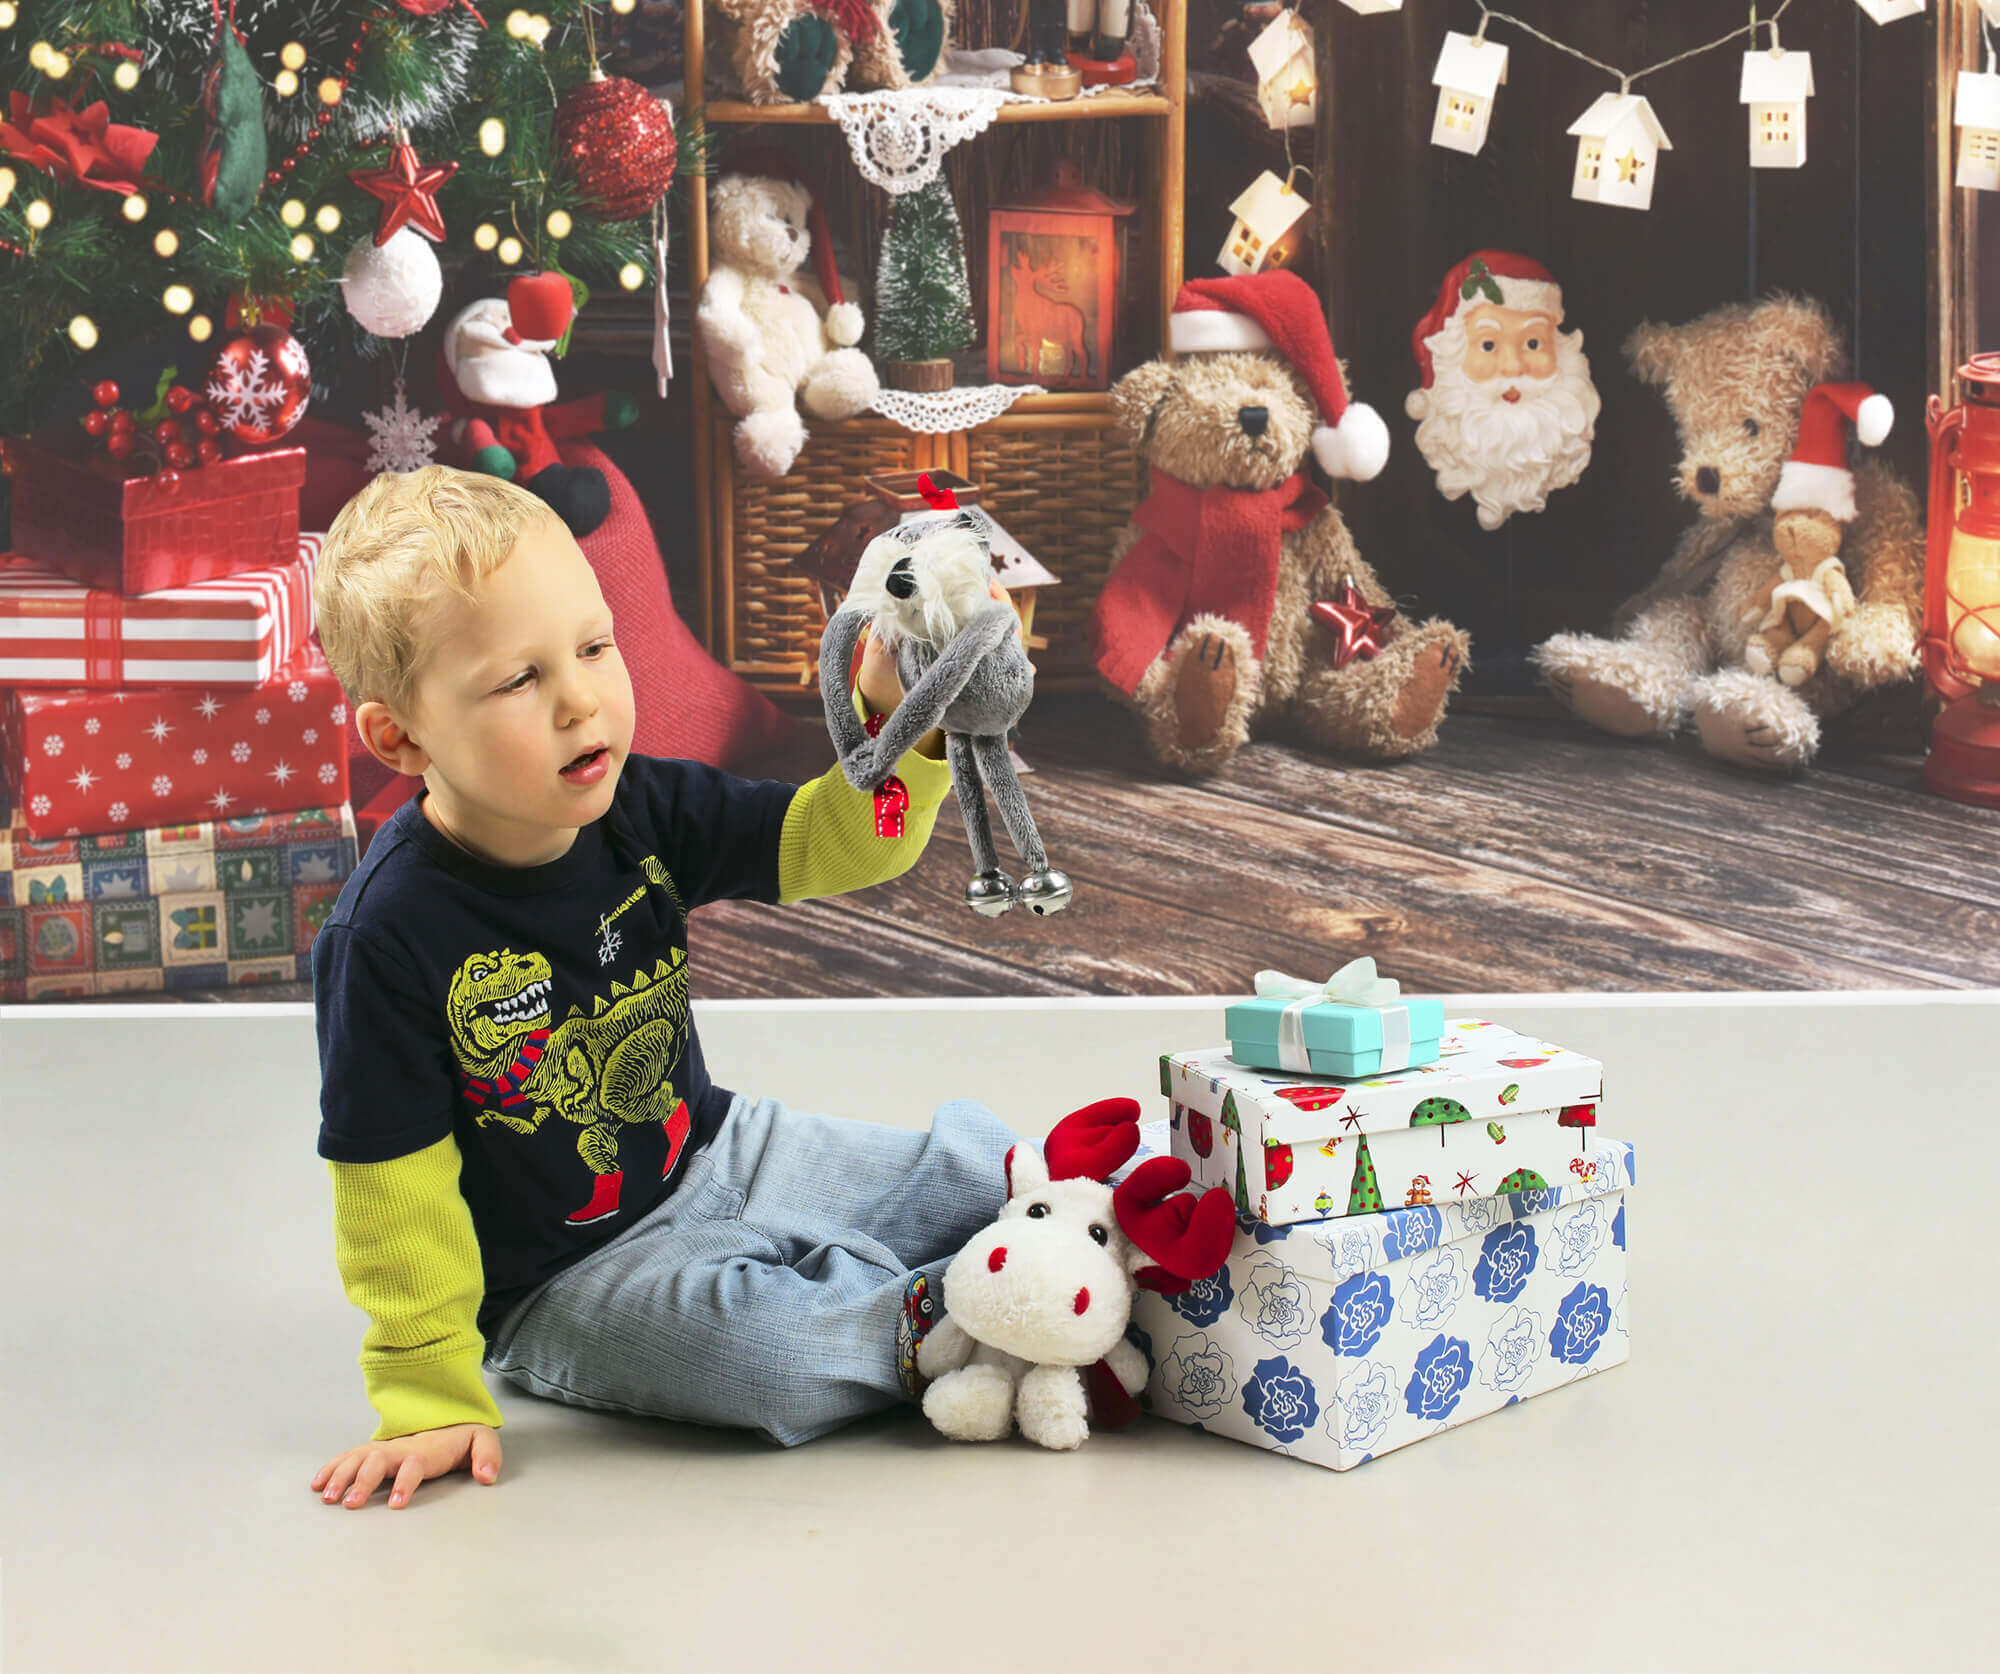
[92,380,121,408]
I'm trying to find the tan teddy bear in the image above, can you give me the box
[1091,273,1469,775]
[1531,296,1924,771]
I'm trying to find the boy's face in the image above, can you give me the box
[362,516,636,867]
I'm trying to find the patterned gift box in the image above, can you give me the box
[0,535,320,689]
[0,435,306,597]
[1165,1019,1604,1226]
[1132,1121,1633,1471]
[0,802,355,1000]
[1,643,349,840]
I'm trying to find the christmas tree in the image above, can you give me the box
[871,173,974,368]
[0,0,676,439]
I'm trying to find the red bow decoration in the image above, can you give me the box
[917,471,959,511]
[1311,579,1397,669]
[862,711,908,839]
[0,93,158,196]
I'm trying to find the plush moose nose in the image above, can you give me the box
[1073,1287,1090,1316]
[1695,466,1720,495]
[988,1246,1007,1273]
[1238,405,1269,438]
[885,557,916,600]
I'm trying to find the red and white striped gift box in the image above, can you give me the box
[0,534,320,689]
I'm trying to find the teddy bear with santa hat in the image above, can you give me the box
[435,270,640,537]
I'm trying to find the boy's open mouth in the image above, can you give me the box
[560,746,609,783]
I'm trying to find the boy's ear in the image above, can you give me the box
[355,699,429,776]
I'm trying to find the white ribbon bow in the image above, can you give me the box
[1251,959,1410,1074]
[1253,958,1402,1009]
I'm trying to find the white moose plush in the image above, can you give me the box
[697,161,880,479]
[917,1098,1235,1451]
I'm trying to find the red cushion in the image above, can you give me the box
[304,428,794,850]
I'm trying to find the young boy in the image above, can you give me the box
[308,466,1019,1512]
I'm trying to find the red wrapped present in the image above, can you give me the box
[0,434,305,596]
[0,534,319,689]
[1,643,350,839]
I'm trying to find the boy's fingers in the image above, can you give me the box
[320,1458,358,1503]
[343,1455,387,1508]
[388,1457,426,1509]
[470,1432,502,1483]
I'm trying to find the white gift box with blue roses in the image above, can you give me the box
[1130,1123,1633,1470]
[1165,1018,1605,1226]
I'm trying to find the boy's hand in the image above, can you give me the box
[856,578,1022,750]
[312,1422,501,1511]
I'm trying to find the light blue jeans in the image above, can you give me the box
[482,1093,1018,1446]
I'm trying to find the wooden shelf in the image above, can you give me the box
[703,90,1173,126]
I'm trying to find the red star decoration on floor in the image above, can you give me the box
[349,139,458,245]
[1311,580,1396,668]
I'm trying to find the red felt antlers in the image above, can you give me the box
[1115,1158,1236,1295]
[1043,1097,1141,1183]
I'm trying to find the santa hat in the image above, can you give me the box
[1168,270,1389,481]
[1411,251,1564,389]
[718,144,846,307]
[1772,382,1894,523]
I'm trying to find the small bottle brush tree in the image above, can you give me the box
[872,175,975,391]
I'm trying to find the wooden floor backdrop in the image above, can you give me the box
[91,696,2000,1005]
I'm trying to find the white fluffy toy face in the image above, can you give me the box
[842,520,995,651]
[709,175,813,281]
[940,1165,1147,1367]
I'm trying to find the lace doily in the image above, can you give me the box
[820,86,1017,194]
[870,383,1047,433]
[820,6,1163,195]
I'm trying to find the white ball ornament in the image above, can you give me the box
[339,226,443,338]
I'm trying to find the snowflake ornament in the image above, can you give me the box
[84,718,101,735]
[255,708,270,726]
[289,681,309,702]
[302,728,318,745]
[115,752,132,770]
[109,801,128,824]
[207,348,288,433]
[152,775,173,796]
[364,379,443,475]
[318,762,339,785]
[30,794,50,817]
[42,734,63,757]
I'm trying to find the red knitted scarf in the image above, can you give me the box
[1090,468,1329,696]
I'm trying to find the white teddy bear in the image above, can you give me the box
[916,1098,1235,1451]
[697,164,880,478]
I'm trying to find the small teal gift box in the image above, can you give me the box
[1226,961,1443,1078]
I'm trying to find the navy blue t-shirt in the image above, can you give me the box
[313,754,795,1337]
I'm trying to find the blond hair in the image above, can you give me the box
[313,465,558,714]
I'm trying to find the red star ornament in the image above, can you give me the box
[1311,580,1397,668]
[349,139,458,246]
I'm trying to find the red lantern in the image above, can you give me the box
[1922,354,2000,806]
[986,161,1133,392]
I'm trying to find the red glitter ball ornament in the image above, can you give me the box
[552,72,677,222]
[205,321,312,445]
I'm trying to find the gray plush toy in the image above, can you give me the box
[819,484,1072,918]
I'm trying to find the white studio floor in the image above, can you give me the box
[2,992,1993,1674]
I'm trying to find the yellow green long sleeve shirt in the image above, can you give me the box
[315,723,951,1441]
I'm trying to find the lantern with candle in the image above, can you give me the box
[1922,354,2000,806]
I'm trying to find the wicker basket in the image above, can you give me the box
[716,408,1143,694]
[964,416,1143,688]
[719,416,927,686]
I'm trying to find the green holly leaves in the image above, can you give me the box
[1459,257,1503,306]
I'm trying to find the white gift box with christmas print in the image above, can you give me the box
[1130,1125,1633,1471]
[1164,1019,1604,1226]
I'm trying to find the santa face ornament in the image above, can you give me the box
[1404,251,1601,531]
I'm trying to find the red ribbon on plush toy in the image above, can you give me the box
[862,711,907,839]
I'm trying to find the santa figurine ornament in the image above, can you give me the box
[1405,251,1601,531]
[1744,380,1895,687]
[435,272,640,537]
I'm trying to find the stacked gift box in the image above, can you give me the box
[0,433,352,997]
[1130,969,1632,1471]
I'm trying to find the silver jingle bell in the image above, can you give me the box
[965,869,1018,917]
[1018,868,1073,916]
